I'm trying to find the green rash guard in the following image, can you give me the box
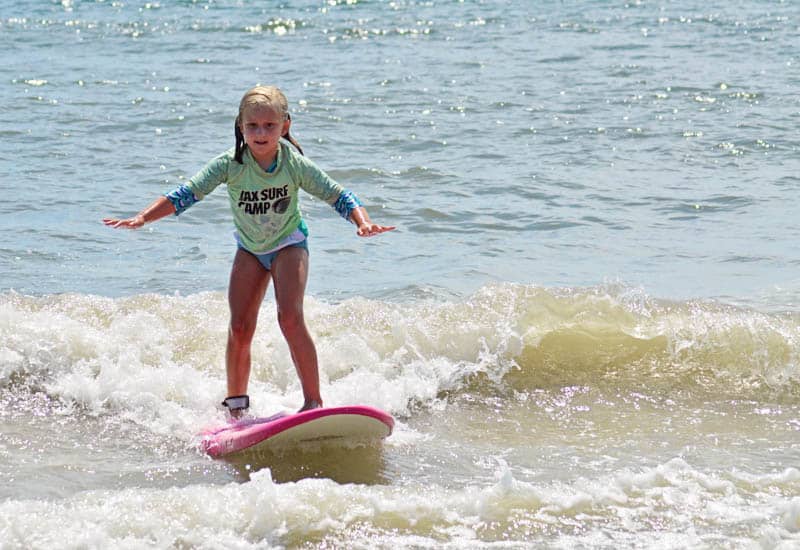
[186,142,347,254]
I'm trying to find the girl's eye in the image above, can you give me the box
[245,122,275,130]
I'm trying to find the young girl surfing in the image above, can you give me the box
[104,85,395,418]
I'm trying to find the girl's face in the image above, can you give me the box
[240,104,290,164]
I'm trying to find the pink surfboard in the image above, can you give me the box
[200,405,394,457]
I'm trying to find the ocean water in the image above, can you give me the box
[1,0,799,548]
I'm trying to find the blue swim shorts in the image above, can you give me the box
[239,239,308,271]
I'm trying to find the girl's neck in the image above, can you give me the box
[251,147,278,171]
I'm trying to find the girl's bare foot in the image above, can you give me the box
[298,399,322,412]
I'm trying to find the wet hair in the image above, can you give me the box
[234,85,304,163]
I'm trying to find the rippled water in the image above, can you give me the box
[2,0,798,302]
[1,1,799,548]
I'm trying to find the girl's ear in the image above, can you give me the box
[282,113,292,136]
[282,114,304,155]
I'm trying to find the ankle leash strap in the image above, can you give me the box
[221,395,249,411]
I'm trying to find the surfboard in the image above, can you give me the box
[200,405,394,458]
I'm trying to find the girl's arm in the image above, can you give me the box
[349,206,395,237]
[103,196,176,229]
[294,155,394,237]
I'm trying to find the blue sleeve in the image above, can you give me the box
[164,184,199,215]
[333,190,363,221]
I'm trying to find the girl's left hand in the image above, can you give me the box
[356,222,396,237]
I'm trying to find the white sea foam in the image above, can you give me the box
[0,289,530,442]
[1,289,798,547]
[1,459,798,549]
[2,286,800,443]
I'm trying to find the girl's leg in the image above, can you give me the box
[270,245,322,411]
[226,249,270,398]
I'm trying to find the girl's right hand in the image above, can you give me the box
[103,214,145,229]
[103,197,176,229]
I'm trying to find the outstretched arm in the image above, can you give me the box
[103,196,176,229]
[349,206,395,237]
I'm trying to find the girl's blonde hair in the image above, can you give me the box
[234,85,303,163]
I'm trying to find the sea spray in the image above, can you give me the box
[1,459,798,548]
[2,284,800,439]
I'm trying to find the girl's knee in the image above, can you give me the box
[277,307,305,335]
[229,317,257,342]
